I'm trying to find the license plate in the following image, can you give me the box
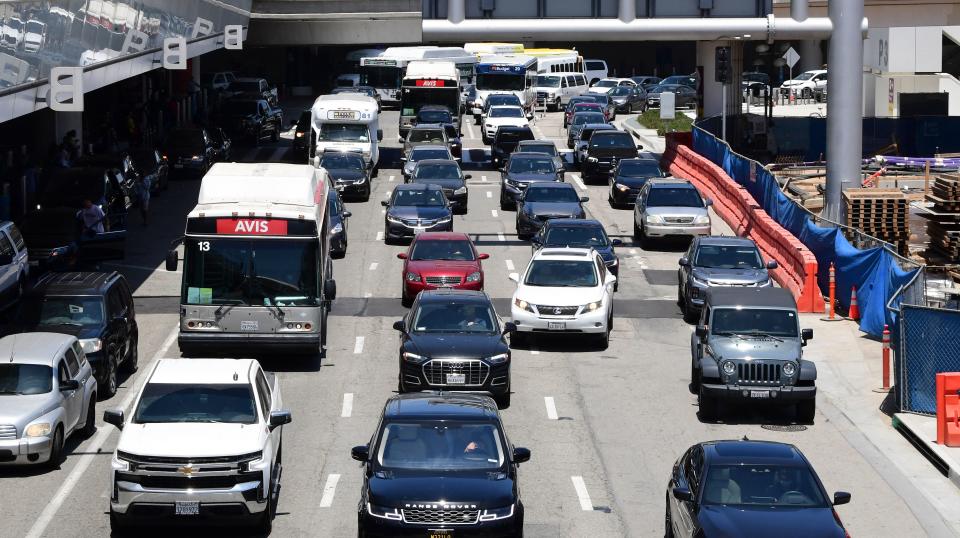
[429,531,453,538]
[547,322,566,330]
[413,227,427,234]
[175,501,199,516]
[240,320,259,331]
[173,163,184,169]
[750,390,770,399]
[446,373,466,385]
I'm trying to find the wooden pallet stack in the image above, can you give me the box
[843,189,909,255]
[924,174,960,262]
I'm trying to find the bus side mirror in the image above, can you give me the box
[165,250,178,271]
[377,129,383,142]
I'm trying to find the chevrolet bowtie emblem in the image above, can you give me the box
[178,464,195,476]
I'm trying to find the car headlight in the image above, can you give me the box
[645,214,664,224]
[367,503,402,521]
[386,215,403,224]
[485,124,494,129]
[587,157,598,163]
[760,278,774,287]
[191,155,203,161]
[239,451,267,473]
[694,214,711,225]
[615,183,630,192]
[402,352,428,364]
[405,272,420,282]
[331,222,343,234]
[479,504,515,521]
[80,338,102,353]
[111,453,130,472]
[454,186,467,195]
[584,300,603,312]
[295,132,304,138]
[437,215,452,223]
[466,271,481,282]
[782,362,797,376]
[514,298,535,313]
[691,275,709,287]
[722,361,736,376]
[25,423,51,437]
[486,353,509,365]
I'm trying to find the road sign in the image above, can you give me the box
[783,47,800,69]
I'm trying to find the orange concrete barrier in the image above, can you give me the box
[662,134,825,313]
[936,373,960,447]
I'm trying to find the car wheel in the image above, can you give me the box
[664,493,675,538]
[110,510,128,532]
[401,292,413,308]
[271,126,280,142]
[511,331,526,348]
[383,226,392,245]
[698,385,718,421]
[81,397,97,438]
[677,283,685,308]
[626,103,633,114]
[45,426,64,470]
[597,321,611,350]
[256,480,275,534]
[102,355,118,399]
[639,224,651,249]
[254,128,262,146]
[633,219,642,239]
[363,186,371,202]
[690,361,701,394]
[500,193,511,211]
[797,399,816,424]
[495,388,511,409]
[121,333,138,373]
[682,298,698,324]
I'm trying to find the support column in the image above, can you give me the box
[447,0,465,23]
[823,0,864,222]
[619,0,636,23]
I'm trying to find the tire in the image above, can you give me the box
[633,220,642,240]
[271,126,280,142]
[110,510,128,532]
[801,88,812,99]
[690,362,701,394]
[596,321,611,350]
[500,193,511,211]
[256,480,275,534]
[254,128,262,146]
[81,398,97,438]
[45,426,64,470]
[121,333,138,373]
[665,493,675,538]
[511,331,526,348]
[626,103,633,114]
[682,298,698,324]
[699,386,718,421]
[495,389,511,409]
[797,399,816,424]
[639,224,651,250]
[401,293,413,308]
[102,355,118,399]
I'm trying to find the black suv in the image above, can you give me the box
[581,130,641,183]
[13,271,137,398]
[162,127,217,178]
[352,392,529,538]
[491,126,535,169]
[218,98,283,145]
[394,290,514,407]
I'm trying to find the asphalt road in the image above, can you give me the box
[0,105,938,538]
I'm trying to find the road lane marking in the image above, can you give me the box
[571,173,587,191]
[388,175,395,182]
[497,233,505,242]
[24,324,180,538]
[491,209,499,218]
[319,474,341,508]
[486,191,492,198]
[369,262,378,271]
[544,397,558,420]
[354,336,365,354]
[376,231,383,241]
[466,122,476,139]
[530,346,540,355]
[481,175,488,182]
[629,249,637,255]
[364,292,372,298]
[571,476,594,511]
[505,259,515,271]
[341,393,354,418]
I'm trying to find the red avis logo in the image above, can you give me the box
[216,219,288,235]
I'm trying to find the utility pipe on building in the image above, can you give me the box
[619,0,636,23]
[447,0,465,24]
[791,0,808,23]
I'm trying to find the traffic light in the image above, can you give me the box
[715,46,731,84]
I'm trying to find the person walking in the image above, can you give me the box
[136,172,152,226]
[77,198,106,234]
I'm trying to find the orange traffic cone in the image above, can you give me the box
[849,286,860,321]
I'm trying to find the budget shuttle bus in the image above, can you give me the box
[360,46,476,106]
[310,93,382,173]
[472,54,537,118]
[166,163,336,355]
[399,60,462,136]
[523,48,585,74]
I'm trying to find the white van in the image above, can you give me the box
[534,72,589,111]
[310,94,382,174]
[584,59,608,85]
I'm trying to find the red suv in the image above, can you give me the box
[397,232,489,306]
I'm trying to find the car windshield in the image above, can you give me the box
[489,107,524,118]
[133,383,258,424]
[231,81,263,92]
[408,129,445,144]
[410,148,450,161]
[410,239,475,261]
[486,95,521,108]
[412,302,497,333]
[619,161,661,177]
[18,295,105,326]
[477,73,525,92]
[544,226,608,247]
[509,157,554,174]
[166,130,204,149]
[525,259,597,287]
[573,104,601,113]
[221,101,258,116]
[321,153,365,169]
[701,464,828,508]
[521,144,557,156]
[536,75,562,87]
[695,244,762,269]
[567,99,590,110]
[593,80,617,88]
[794,72,816,81]
[661,75,695,86]
[377,421,505,471]
[647,187,703,207]
[590,134,634,149]
[0,364,52,395]
[414,163,461,180]
[573,113,605,126]
[525,186,579,203]
[711,308,799,337]
[418,109,452,123]
[393,189,446,207]
[582,94,609,104]
[609,87,633,96]
[317,123,369,142]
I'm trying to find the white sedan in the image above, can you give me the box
[509,247,617,349]
[588,77,637,94]
[483,105,529,143]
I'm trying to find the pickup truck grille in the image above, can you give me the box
[422,359,488,386]
[737,362,781,385]
[0,425,16,440]
[115,472,261,490]
[402,508,480,525]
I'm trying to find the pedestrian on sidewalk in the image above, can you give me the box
[136,172,152,226]
[77,198,106,234]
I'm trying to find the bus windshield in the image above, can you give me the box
[361,66,402,89]
[401,87,460,118]
[182,238,320,307]
[317,124,370,143]
[477,73,526,92]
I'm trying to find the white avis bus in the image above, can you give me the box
[472,54,537,118]
[166,163,336,355]
[310,93,382,172]
[360,46,476,107]
[399,60,462,136]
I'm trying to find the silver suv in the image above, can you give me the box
[0,220,28,308]
[0,333,97,467]
[633,178,711,248]
[678,236,777,322]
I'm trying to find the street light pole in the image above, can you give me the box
[721,83,727,141]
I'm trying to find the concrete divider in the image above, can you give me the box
[662,133,825,313]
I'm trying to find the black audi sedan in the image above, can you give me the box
[609,158,665,207]
[394,290,513,406]
[490,126,535,169]
[666,440,850,538]
[515,182,587,240]
[327,189,351,258]
[352,392,529,538]
[532,219,622,288]
[499,152,563,210]
[382,184,453,243]
[321,151,371,201]
[410,159,471,214]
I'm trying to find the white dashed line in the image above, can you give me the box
[376,231,384,241]
[530,346,540,355]
[571,476,594,511]
[388,175,395,182]
[341,393,354,418]
[544,397,558,420]
[369,262,379,271]
[571,174,587,191]
[318,474,341,508]
[497,233,506,242]
[486,191,492,198]
[505,259,515,271]
[481,175,488,182]
[364,292,372,298]
[629,249,638,255]
[491,209,499,218]
[466,122,476,139]
[354,336,365,354]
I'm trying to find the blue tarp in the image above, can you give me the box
[691,127,918,337]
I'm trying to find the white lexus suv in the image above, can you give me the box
[509,247,617,349]
[482,105,530,143]
[104,358,291,533]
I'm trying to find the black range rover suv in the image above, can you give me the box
[352,392,530,538]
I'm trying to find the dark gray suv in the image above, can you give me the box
[690,287,815,423]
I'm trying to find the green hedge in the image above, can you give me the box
[638,109,694,136]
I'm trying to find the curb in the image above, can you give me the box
[622,117,665,153]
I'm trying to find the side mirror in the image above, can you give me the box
[478,253,490,260]
[269,410,292,430]
[637,145,644,151]
[679,257,690,267]
[611,239,623,246]
[508,272,520,283]
[766,260,779,269]
[59,379,80,391]
[464,174,473,179]
[695,325,708,338]
[833,491,851,506]
[377,129,383,142]
[580,196,590,203]
[704,198,714,206]
[396,252,408,260]
[398,136,405,143]
[381,200,390,207]
[801,328,814,342]
[324,279,337,301]
[351,445,369,462]
[672,487,694,502]
[165,250,178,271]
[513,447,531,464]
[392,320,406,332]
[503,321,517,334]
[103,408,124,430]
